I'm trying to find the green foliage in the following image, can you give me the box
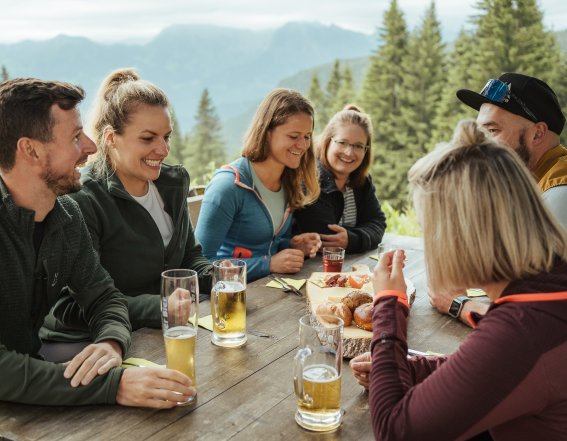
[326,60,342,111]
[431,30,478,147]
[399,2,446,163]
[359,0,409,211]
[167,109,186,165]
[184,89,226,185]
[382,201,421,237]
[308,74,328,136]
[1,65,8,81]
[332,65,356,114]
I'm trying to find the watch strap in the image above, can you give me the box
[448,295,470,319]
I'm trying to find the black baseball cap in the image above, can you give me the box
[457,72,565,135]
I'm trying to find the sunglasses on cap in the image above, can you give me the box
[480,79,538,122]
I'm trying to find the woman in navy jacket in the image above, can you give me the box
[294,105,386,253]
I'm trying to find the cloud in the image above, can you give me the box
[0,0,564,43]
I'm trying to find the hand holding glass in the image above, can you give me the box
[161,269,199,405]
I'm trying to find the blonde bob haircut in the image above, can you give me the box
[241,88,320,210]
[408,119,567,294]
[89,67,170,179]
[317,104,373,188]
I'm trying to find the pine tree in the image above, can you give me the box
[398,1,446,158]
[359,0,409,210]
[431,30,478,147]
[307,73,328,135]
[166,109,186,165]
[332,66,356,114]
[1,65,8,82]
[325,60,342,114]
[185,89,226,185]
[470,0,562,86]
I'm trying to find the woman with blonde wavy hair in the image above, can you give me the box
[356,120,567,440]
[195,88,321,281]
[294,105,386,252]
[41,68,212,345]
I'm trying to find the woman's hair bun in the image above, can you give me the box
[343,103,363,113]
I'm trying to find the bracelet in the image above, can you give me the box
[374,290,409,309]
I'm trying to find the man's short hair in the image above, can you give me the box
[456,72,565,135]
[0,78,85,171]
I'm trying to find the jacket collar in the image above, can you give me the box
[83,163,188,198]
[469,259,567,327]
[219,157,254,189]
[0,176,73,230]
[318,163,340,194]
[533,144,567,182]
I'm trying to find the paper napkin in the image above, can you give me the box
[466,288,487,298]
[266,278,306,290]
[121,357,162,369]
[198,315,214,331]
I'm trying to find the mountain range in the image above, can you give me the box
[2,23,566,154]
[0,22,376,146]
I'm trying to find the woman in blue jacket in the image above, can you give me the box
[195,89,321,281]
[294,105,386,253]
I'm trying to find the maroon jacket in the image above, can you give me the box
[370,260,567,441]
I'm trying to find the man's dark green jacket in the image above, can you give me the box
[41,163,212,339]
[0,177,131,405]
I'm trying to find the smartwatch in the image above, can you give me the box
[448,295,471,320]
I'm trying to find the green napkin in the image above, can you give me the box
[466,288,487,298]
[266,278,306,290]
[198,315,214,331]
[122,357,162,369]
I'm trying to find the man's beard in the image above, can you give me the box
[40,156,82,196]
[514,129,531,167]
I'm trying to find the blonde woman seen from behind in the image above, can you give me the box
[364,120,567,440]
[195,88,321,281]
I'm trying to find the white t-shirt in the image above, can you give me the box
[542,185,567,232]
[131,181,174,246]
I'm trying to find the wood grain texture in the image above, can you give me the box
[0,233,472,440]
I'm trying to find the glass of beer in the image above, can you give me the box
[294,314,344,432]
[210,259,247,348]
[161,269,199,405]
[322,247,345,272]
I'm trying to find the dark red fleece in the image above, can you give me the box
[369,261,567,441]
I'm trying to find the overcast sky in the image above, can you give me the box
[1,0,566,44]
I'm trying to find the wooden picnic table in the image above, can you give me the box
[0,233,473,441]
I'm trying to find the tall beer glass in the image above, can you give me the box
[161,269,199,405]
[211,259,247,348]
[294,314,344,431]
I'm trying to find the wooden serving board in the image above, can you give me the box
[306,272,373,358]
[306,272,416,358]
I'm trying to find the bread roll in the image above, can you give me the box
[316,301,353,326]
[341,291,372,311]
[353,303,373,331]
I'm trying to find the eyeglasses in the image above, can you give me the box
[332,138,368,154]
[480,79,538,121]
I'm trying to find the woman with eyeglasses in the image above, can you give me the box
[294,105,386,253]
[195,88,321,282]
